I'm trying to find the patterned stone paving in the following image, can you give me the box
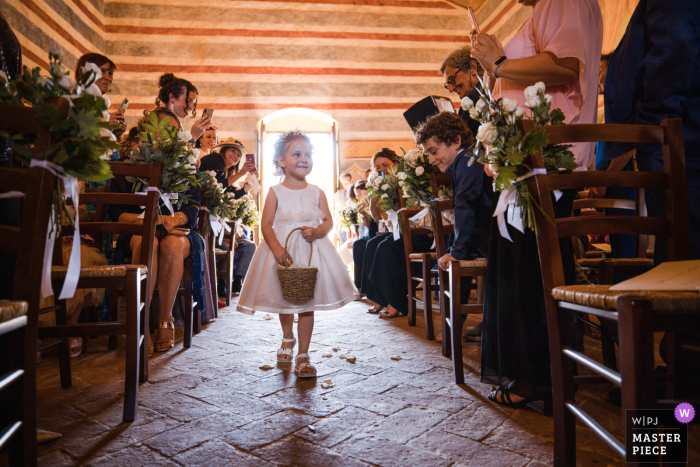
[35,298,699,466]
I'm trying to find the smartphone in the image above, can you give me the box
[246,153,256,167]
[378,170,386,178]
[203,108,214,119]
[119,98,130,113]
[468,7,481,34]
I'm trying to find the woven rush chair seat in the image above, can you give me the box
[577,257,654,269]
[408,252,437,260]
[0,300,28,323]
[584,250,605,258]
[552,285,700,312]
[458,259,487,268]
[214,249,227,257]
[51,264,147,279]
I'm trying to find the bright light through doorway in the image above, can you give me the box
[261,132,336,237]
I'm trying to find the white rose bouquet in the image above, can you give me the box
[0,45,118,183]
[366,168,401,214]
[197,171,238,234]
[231,195,261,229]
[126,111,200,211]
[397,149,444,208]
[467,76,577,233]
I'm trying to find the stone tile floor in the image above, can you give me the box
[35,298,699,466]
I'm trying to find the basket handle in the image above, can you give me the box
[282,227,313,268]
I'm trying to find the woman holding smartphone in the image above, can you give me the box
[470,0,603,410]
[199,138,257,199]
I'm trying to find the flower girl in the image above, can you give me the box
[237,130,359,377]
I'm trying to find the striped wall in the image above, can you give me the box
[2,0,599,171]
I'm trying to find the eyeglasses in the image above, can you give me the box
[443,60,472,90]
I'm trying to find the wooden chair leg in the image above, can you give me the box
[407,262,418,327]
[55,300,72,389]
[448,261,464,384]
[225,252,233,307]
[194,306,202,334]
[139,278,149,384]
[123,270,140,422]
[209,246,218,318]
[22,310,38,467]
[549,303,578,467]
[108,289,119,350]
[423,257,434,340]
[440,268,451,358]
[618,296,655,413]
[183,296,193,349]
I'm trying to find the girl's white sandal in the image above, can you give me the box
[294,353,317,378]
[277,337,296,363]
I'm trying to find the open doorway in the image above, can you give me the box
[257,109,340,242]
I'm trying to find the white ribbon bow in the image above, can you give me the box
[244,172,261,195]
[492,169,562,242]
[385,208,406,241]
[218,218,232,245]
[30,159,81,300]
[136,187,178,218]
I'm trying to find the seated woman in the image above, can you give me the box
[199,138,257,295]
[362,149,434,318]
[350,180,377,290]
[109,76,206,354]
[194,127,217,167]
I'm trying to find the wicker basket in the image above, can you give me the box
[277,227,319,300]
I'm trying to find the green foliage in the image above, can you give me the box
[466,75,577,232]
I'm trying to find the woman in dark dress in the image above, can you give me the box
[199,138,258,295]
[350,180,378,290]
[362,149,434,318]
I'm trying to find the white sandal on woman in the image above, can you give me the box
[277,337,296,362]
[294,353,317,378]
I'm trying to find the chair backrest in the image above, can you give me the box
[0,104,55,312]
[428,173,454,258]
[522,118,688,291]
[397,177,437,258]
[61,161,163,277]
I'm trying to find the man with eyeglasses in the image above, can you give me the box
[433,45,488,344]
[439,45,483,137]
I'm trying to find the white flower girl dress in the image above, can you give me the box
[237,184,359,315]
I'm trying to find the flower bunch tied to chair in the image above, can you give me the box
[399,148,452,208]
[126,111,200,224]
[339,203,360,236]
[198,170,238,236]
[366,165,403,237]
[464,79,577,237]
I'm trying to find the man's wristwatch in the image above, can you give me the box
[493,56,508,77]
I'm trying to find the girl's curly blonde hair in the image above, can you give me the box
[273,129,313,170]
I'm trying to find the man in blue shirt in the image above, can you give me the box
[599,0,700,261]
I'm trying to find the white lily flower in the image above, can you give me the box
[49,45,64,59]
[461,96,474,111]
[85,83,102,96]
[58,75,76,89]
[502,97,519,113]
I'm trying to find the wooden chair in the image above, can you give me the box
[524,118,699,465]
[215,218,238,306]
[0,103,55,466]
[39,161,162,422]
[198,196,218,319]
[431,197,487,383]
[397,187,437,340]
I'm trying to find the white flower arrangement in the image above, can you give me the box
[467,76,577,232]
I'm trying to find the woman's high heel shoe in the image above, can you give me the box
[488,380,552,416]
[277,337,296,362]
[155,317,175,353]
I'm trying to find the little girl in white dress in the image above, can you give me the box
[237,130,359,377]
